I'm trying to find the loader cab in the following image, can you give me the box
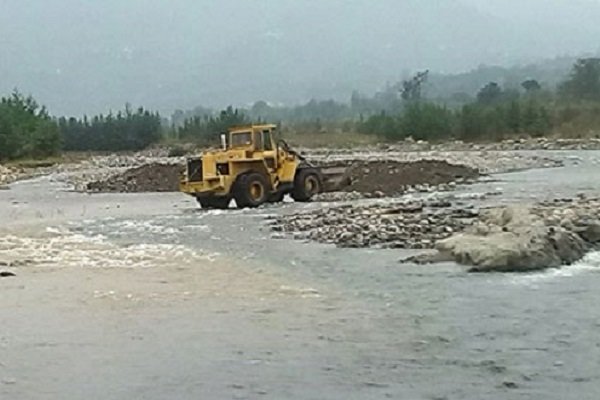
[229,125,277,153]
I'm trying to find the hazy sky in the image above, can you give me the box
[1,0,599,116]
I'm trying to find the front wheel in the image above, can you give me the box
[234,172,270,208]
[292,168,322,202]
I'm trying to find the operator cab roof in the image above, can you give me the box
[229,124,277,133]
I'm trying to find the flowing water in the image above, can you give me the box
[2,151,600,399]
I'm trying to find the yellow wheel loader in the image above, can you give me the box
[179,124,324,209]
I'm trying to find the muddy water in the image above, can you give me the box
[2,152,600,399]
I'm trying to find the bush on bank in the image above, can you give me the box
[0,91,61,161]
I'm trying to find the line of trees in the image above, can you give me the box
[173,106,249,144]
[359,96,552,141]
[58,106,162,152]
[0,95,163,160]
[358,57,600,141]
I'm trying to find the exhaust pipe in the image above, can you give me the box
[220,133,227,150]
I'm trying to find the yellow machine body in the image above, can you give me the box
[180,124,320,208]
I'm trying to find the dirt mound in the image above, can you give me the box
[87,163,183,193]
[324,160,479,195]
[85,159,477,195]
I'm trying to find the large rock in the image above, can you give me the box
[580,222,600,243]
[434,206,590,272]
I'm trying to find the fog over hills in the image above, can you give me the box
[1,0,599,116]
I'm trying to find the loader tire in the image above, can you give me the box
[292,168,322,202]
[234,172,269,208]
[197,197,230,209]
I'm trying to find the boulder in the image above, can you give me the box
[580,222,600,243]
[434,206,591,272]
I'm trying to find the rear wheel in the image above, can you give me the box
[292,168,322,202]
[197,196,230,209]
[234,172,269,208]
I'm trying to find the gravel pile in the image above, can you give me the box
[86,163,183,193]
[326,160,478,194]
[78,156,479,196]
[51,152,185,191]
[308,150,562,175]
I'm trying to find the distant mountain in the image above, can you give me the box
[1,0,599,115]
[426,56,579,101]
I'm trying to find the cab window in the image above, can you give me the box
[231,132,252,147]
[254,131,263,150]
[263,130,273,150]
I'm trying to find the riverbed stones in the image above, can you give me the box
[273,195,600,272]
[306,148,565,175]
[0,165,19,187]
[267,200,479,249]
[301,137,600,156]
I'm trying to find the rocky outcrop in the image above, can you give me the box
[434,207,589,272]
[408,199,600,272]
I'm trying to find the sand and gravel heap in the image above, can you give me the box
[322,159,478,194]
[86,163,183,193]
[50,150,186,191]
[82,157,478,196]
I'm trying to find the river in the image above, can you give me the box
[1,151,600,399]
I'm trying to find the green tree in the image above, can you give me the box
[177,106,250,144]
[522,79,541,93]
[399,103,453,140]
[477,82,503,105]
[559,58,600,101]
[401,70,429,102]
[59,106,162,151]
[0,91,61,160]
[506,101,521,133]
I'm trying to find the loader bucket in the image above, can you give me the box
[317,165,353,192]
